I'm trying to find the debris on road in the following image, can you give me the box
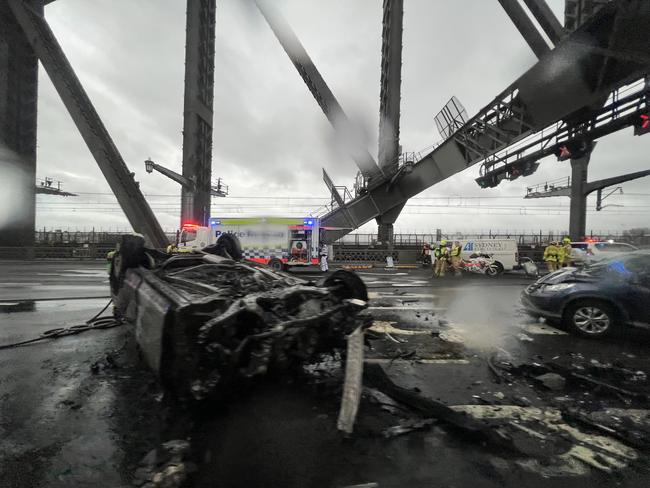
[516,332,534,342]
[134,439,195,488]
[382,418,436,438]
[534,373,566,391]
[337,325,366,434]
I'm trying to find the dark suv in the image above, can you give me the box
[521,251,650,338]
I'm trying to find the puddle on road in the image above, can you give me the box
[0,298,109,315]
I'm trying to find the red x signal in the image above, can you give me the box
[635,113,650,136]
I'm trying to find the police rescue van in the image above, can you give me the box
[459,239,519,272]
[176,217,321,271]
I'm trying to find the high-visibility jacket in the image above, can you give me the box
[450,245,461,257]
[543,244,559,262]
[434,246,449,260]
[562,243,572,263]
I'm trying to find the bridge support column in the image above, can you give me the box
[569,152,591,241]
[376,203,404,248]
[181,0,216,227]
[0,0,42,249]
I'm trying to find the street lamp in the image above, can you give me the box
[144,158,155,173]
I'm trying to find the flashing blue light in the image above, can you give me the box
[304,219,314,226]
[210,219,221,225]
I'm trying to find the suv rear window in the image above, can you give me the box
[571,243,588,249]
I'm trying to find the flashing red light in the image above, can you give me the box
[182,222,200,229]
[558,145,571,159]
[635,114,650,135]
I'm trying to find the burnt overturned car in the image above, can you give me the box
[108,234,369,402]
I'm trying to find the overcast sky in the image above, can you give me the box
[31,0,650,234]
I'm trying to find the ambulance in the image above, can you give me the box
[176,217,321,271]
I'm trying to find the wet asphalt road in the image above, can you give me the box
[1,261,650,487]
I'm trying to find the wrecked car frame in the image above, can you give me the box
[109,235,370,403]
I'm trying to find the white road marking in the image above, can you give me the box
[365,358,470,365]
[373,293,437,299]
[0,282,42,286]
[518,323,568,335]
[391,282,431,287]
[368,306,445,311]
[370,321,434,335]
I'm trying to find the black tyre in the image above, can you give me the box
[485,264,499,277]
[267,258,284,272]
[206,234,242,260]
[563,299,616,338]
[324,270,368,302]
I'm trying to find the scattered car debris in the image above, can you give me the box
[534,373,566,391]
[337,325,366,434]
[134,439,195,488]
[382,418,436,438]
[516,332,534,342]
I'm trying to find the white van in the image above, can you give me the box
[457,239,519,273]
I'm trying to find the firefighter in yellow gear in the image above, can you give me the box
[559,237,572,267]
[543,241,560,273]
[433,240,450,277]
[450,241,463,276]
[106,250,117,273]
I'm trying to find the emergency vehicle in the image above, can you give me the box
[458,239,519,273]
[175,217,321,271]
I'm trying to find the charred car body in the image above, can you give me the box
[108,235,369,402]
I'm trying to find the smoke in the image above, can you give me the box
[438,283,525,351]
[0,144,32,232]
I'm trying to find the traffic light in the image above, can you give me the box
[476,174,497,188]
[554,140,591,161]
[634,113,650,136]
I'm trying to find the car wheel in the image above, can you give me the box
[268,258,284,272]
[563,300,616,338]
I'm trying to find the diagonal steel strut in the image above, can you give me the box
[497,0,550,58]
[7,0,168,247]
[254,0,382,180]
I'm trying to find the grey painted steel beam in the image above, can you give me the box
[376,0,404,243]
[254,0,382,180]
[497,0,551,58]
[378,0,403,173]
[7,0,168,248]
[522,0,565,44]
[181,0,216,227]
[569,153,590,240]
[149,161,195,191]
[585,169,650,195]
[0,0,41,249]
[321,2,650,242]
[524,187,572,198]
